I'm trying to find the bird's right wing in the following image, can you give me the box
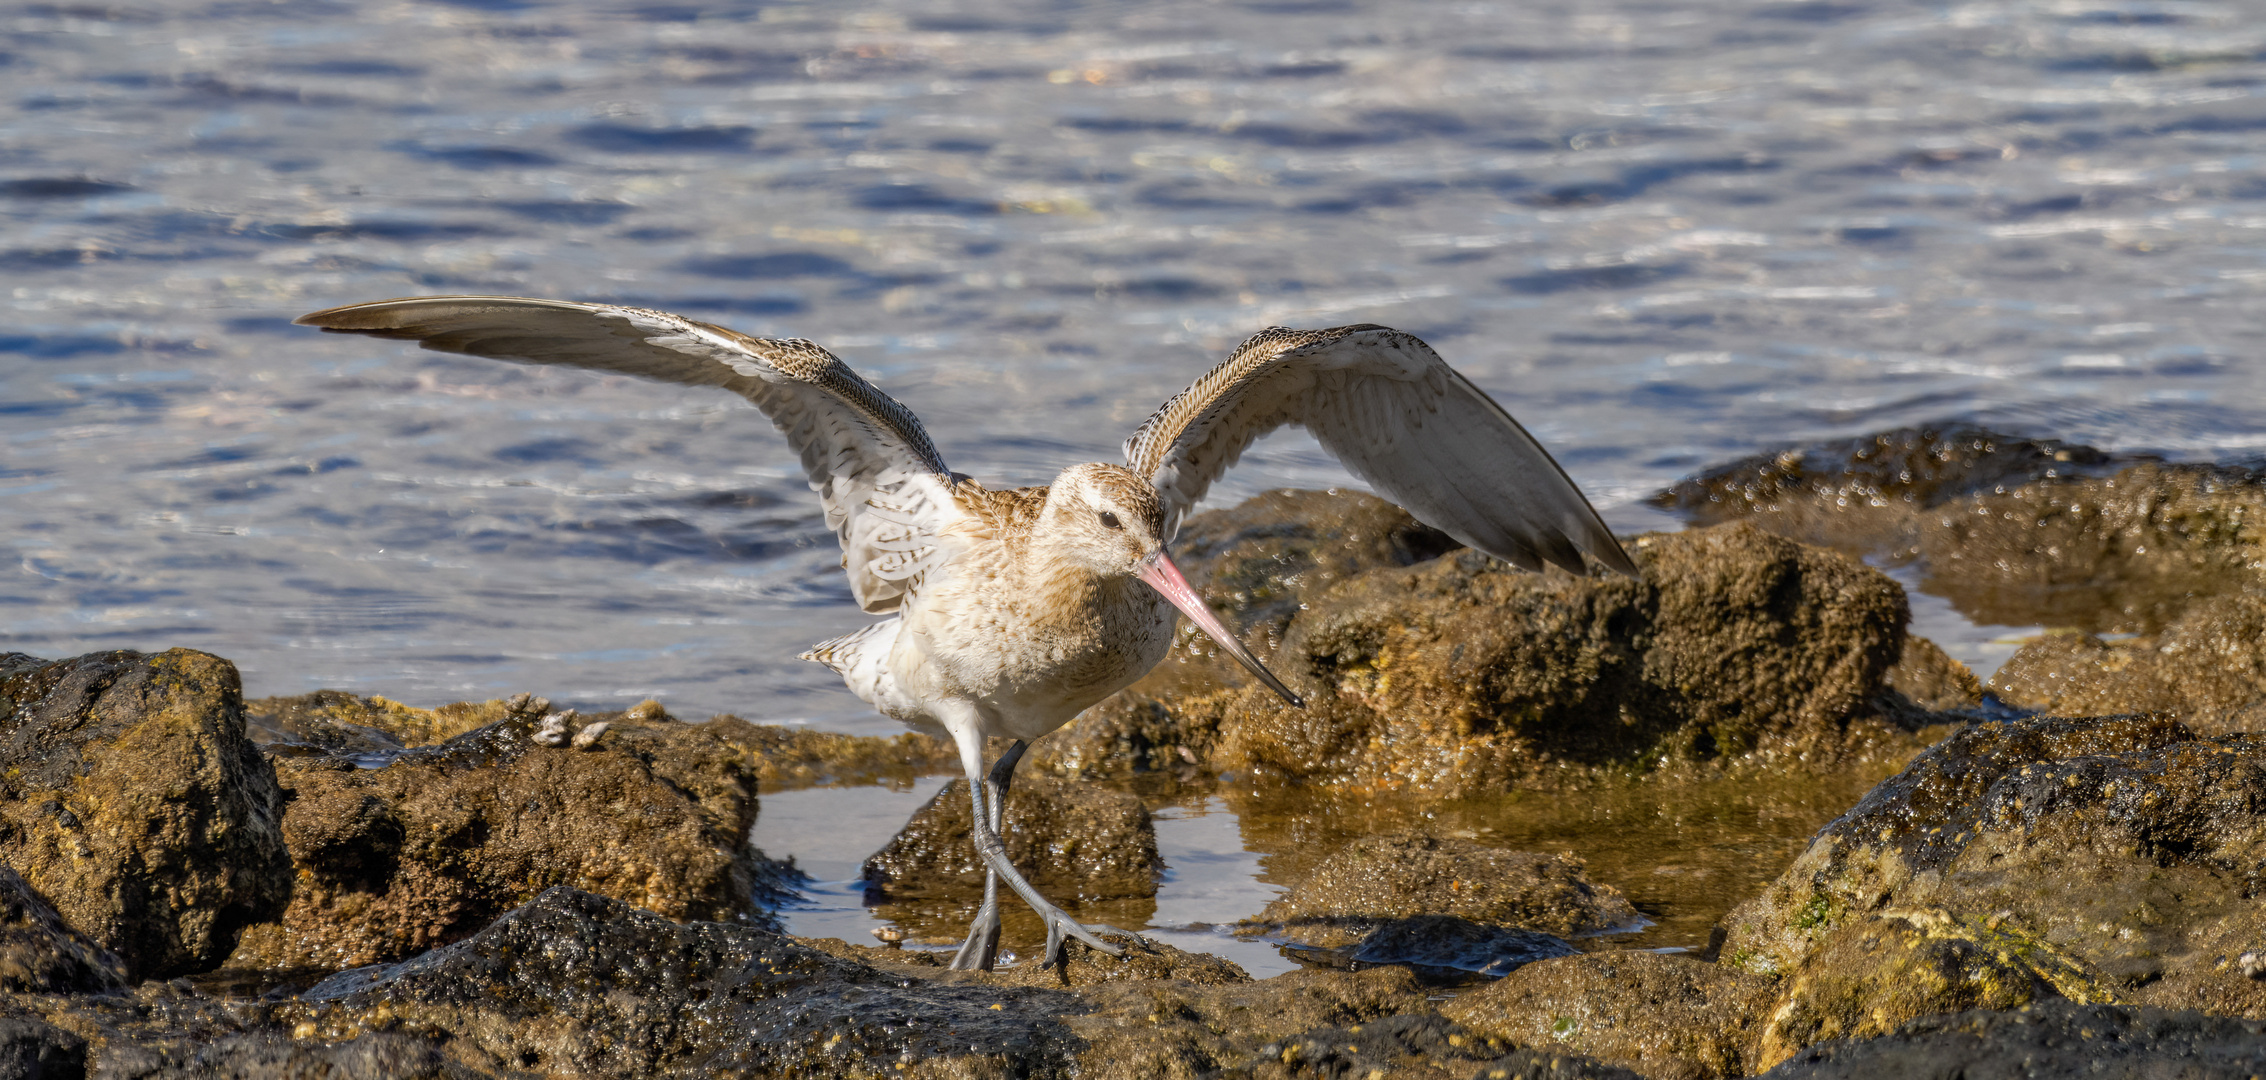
[296,295,963,613]
[1126,324,1635,576]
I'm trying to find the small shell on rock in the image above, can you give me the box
[871,926,905,948]
[534,710,576,748]
[570,721,611,750]
[2241,950,2265,979]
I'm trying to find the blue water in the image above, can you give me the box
[5,0,2265,731]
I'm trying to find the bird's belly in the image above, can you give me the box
[921,591,1177,740]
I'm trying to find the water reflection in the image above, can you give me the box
[753,762,1894,974]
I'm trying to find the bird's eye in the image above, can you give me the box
[1097,510,1122,530]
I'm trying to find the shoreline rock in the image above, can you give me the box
[0,649,289,981]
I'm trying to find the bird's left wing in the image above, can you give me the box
[296,295,964,613]
[1125,324,1637,576]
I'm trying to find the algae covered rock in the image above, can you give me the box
[1915,462,2266,633]
[861,773,1162,904]
[1759,999,2266,1080]
[1442,950,1775,1080]
[1751,910,2115,1068]
[1213,523,1913,793]
[1718,712,2266,1064]
[228,704,786,972]
[0,649,290,980]
[1248,834,1637,949]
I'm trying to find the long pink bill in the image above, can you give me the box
[1135,550,1305,708]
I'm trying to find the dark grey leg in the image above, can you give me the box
[949,740,1025,971]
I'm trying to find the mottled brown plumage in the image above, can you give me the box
[294,295,1634,972]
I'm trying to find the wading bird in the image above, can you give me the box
[296,296,1636,970]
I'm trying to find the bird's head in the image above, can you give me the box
[1044,462,1303,708]
[1044,463,1169,577]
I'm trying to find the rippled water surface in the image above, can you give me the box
[8,0,2266,726]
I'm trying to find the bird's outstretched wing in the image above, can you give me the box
[296,295,963,613]
[1124,324,1637,576]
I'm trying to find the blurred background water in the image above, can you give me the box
[5,0,2264,732]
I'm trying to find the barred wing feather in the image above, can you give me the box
[295,295,962,613]
[1125,325,1636,576]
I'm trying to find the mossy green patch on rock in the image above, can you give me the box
[0,649,290,981]
[1753,910,2116,1070]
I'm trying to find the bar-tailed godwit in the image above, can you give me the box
[296,296,1637,970]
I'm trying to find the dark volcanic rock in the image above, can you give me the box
[293,886,1085,1079]
[1248,834,1638,949]
[1212,523,1914,793]
[1719,713,2266,1066]
[862,773,1162,904]
[0,1015,87,1079]
[1760,999,2266,1080]
[1989,589,2266,735]
[1443,951,1776,1080]
[1652,425,2117,550]
[226,706,787,971]
[0,649,290,980]
[1345,914,1579,979]
[0,866,127,994]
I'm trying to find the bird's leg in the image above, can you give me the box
[941,716,1138,969]
[949,739,1024,971]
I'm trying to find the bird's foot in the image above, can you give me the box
[1038,908,1144,969]
[949,906,1002,972]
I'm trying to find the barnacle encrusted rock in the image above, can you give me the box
[226,701,789,971]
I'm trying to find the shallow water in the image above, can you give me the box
[7,0,2266,728]
[752,765,1896,972]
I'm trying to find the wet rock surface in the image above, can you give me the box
[1247,834,1637,949]
[1345,915,1579,980]
[0,867,127,995]
[1213,523,1917,793]
[1915,462,2266,633]
[1720,712,2266,1066]
[291,887,1085,1079]
[1652,425,2120,554]
[0,649,289,981]
[1759,999,2266,1080]
[1989,590,2266,735]
[225,697,792,972]
[863,774,1163,904]
[1443,951,1776,1080]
